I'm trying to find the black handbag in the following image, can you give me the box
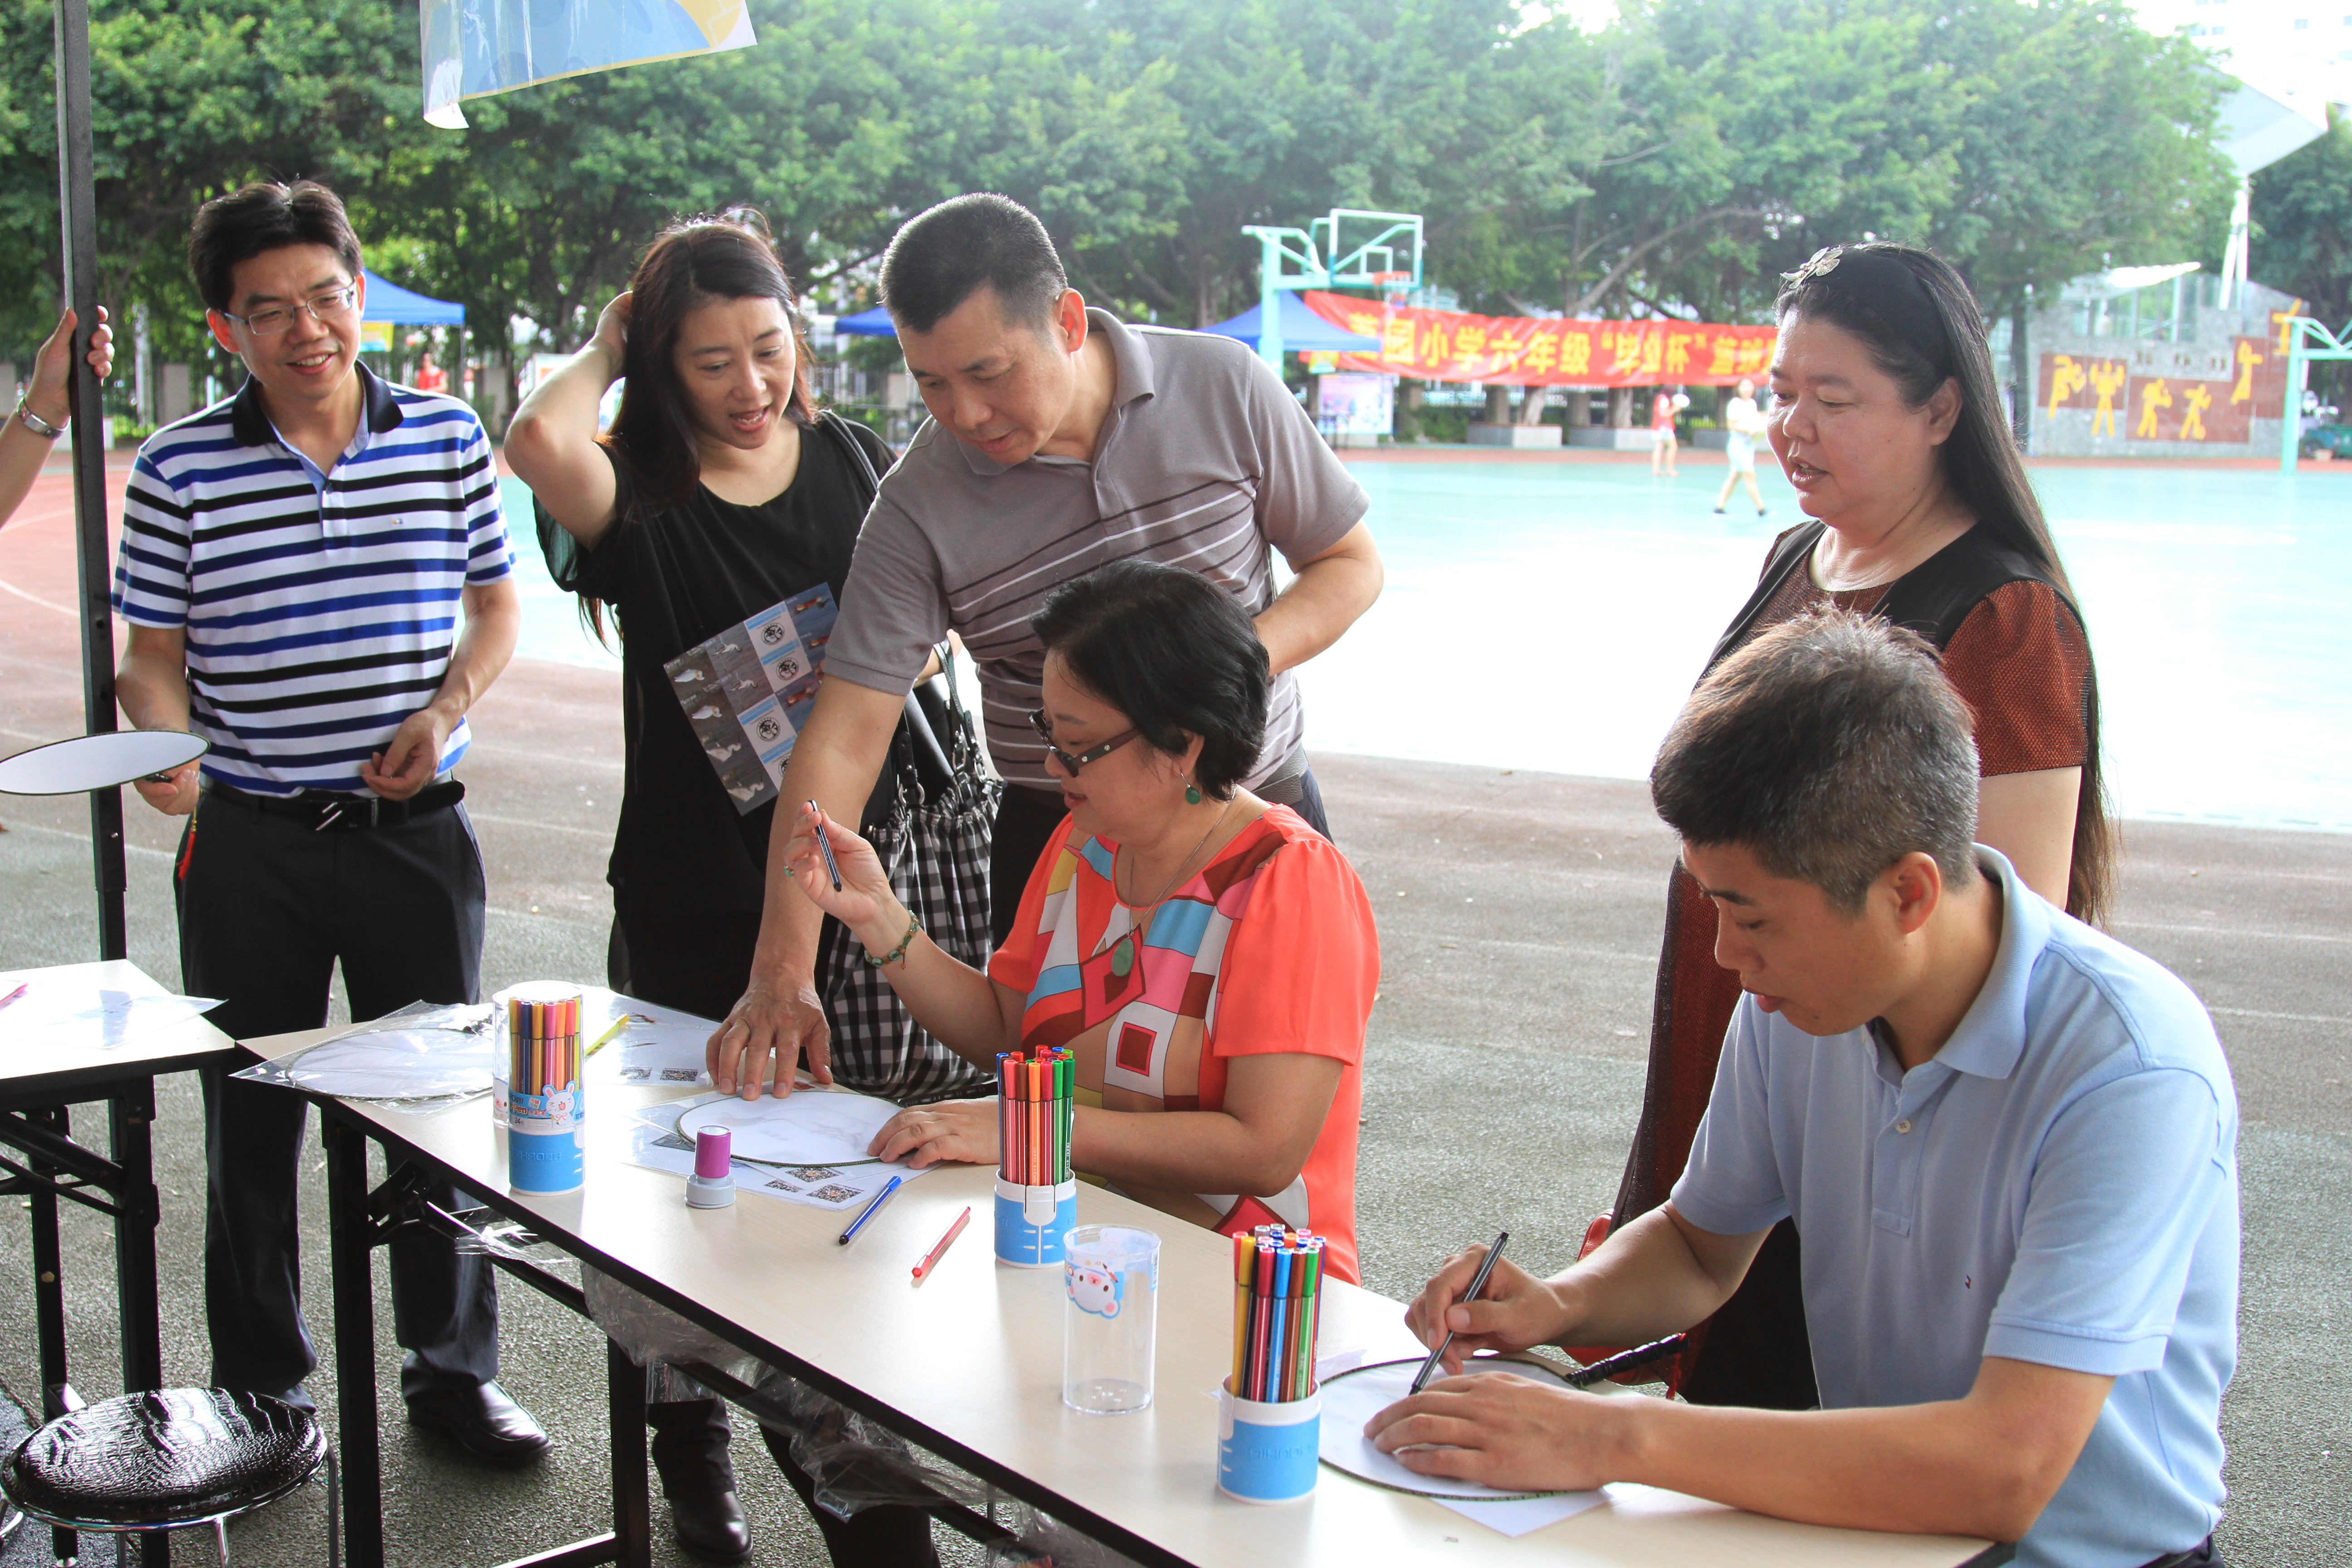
[812,415,1002,1103]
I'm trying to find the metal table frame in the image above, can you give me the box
[314,1102,1135,1568]
[0,1040,227,1568]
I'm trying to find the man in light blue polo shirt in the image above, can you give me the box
[1370,611,2237,1568]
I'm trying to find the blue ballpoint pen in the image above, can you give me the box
[838,1175,904,1245]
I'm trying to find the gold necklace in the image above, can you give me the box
[1098,798,1236,979]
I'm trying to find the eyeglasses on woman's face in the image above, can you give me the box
[220,285,360,338]
[1029,707,1140,773]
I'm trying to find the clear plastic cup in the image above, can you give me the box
[1063,1225,1159,1414]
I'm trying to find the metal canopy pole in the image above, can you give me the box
[51,0,127,961]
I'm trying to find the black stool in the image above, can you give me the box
[0,1389,336,1566]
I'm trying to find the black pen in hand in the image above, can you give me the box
[808,799,844,891]
[1411,1230,1509,1394]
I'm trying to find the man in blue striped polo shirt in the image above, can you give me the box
[113,180,548,1464]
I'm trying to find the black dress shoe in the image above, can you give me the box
[406,1380,552,1465]
[667,1484,753,1563]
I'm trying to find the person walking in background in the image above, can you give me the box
[1712,375,1769,516]
[109,180,543,1464]
[1613,241,2113,1411]
[506,210,970,1562]
[1650,385,1684,476]
[706,192,1382,1109]
[0,307,112,530]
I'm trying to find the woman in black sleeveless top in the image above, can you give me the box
[1612,243,2116,1409]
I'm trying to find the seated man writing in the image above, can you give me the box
[1370,609,2237,1568]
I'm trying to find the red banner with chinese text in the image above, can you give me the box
[1302,290,1775,387]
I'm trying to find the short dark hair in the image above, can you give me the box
[187,181,364,313]
[1651,609,1980,912]
[880,193,1067,334]
[1031,560,1268,801]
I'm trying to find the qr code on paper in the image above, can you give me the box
[659,1067,701,1082]
[620,1066,650,1082]
[809,1184,859,1204]
[786,1166,839,1182]
[764,1177,803,1193]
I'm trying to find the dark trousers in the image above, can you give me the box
[989,768,1333,946]
[177,790,499,1401]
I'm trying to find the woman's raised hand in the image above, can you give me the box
[591,291,632,371]
[26,307,109,427]
[779,800,898,941]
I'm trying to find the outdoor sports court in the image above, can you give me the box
[507,454,2352,834]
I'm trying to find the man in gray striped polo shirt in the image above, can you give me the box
[710,193,1382,1108]
[112,181,547,1464]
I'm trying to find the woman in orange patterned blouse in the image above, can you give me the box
[779,559,1382,1282]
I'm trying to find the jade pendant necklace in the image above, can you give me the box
[1098,798,1236,979]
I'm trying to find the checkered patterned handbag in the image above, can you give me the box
[814,656,1000,1104]
[810,412,1000,1105]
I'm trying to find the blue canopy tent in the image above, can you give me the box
[834,304,897,336]
[361,269,466,324]
[1200,290,1378,353]
[358,270,466,389]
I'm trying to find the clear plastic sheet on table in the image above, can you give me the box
[231,1000,498,1111]
[585,1269,996,1521]
[980,1501,1148,1568]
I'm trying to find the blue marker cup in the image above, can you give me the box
[509,1079,584,1194]
[1216,1386,1321,1504]
[993,1176,1075,1268]
[1063,1225,1158,1413]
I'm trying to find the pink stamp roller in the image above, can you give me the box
[687,1124,735,1208]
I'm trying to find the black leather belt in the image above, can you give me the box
[205,779,466,831]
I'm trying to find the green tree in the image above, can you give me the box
[2251,103,2352,408]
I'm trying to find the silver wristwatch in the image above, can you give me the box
[14,399,65,440]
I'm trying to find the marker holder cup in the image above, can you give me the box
[509,1080,584,1193]
[505,984,584,1194]
[1216,1387,1321,1504]
[994,1177,1076,1268]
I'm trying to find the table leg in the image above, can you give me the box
[607,1340,651,1568]
[108,1079,170,1568]
[108,1076,164,1391]
[325,1112,386,1568]
[25,1106,75,1566]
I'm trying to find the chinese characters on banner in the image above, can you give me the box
[1301,291,1775,387]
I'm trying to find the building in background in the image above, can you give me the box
[2029,266,2300,457]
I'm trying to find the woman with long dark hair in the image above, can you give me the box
[505,211,988,1563]
[1612,240,2112,1408]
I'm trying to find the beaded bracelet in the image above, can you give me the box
[865,911,922,969]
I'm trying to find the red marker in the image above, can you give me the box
[912,1206,972,1281]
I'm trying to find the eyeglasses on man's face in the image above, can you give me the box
[1029,707,1140,773]
[220,285,360,338]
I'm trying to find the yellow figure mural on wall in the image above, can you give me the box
[2178,384,2213,441]
[2136,378,2174,438]
[2088,361,2128,436]
[2233,340,2264,404]
[2047,354,2088,419]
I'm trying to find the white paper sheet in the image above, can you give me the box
[611,1023,721,1087]
[1316,1357,1610,1537]
[675,1088,902,1168]
[0,969,221,1053]
[626,1093,931,1211]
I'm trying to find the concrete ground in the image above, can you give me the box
[2,486,2347,1562]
